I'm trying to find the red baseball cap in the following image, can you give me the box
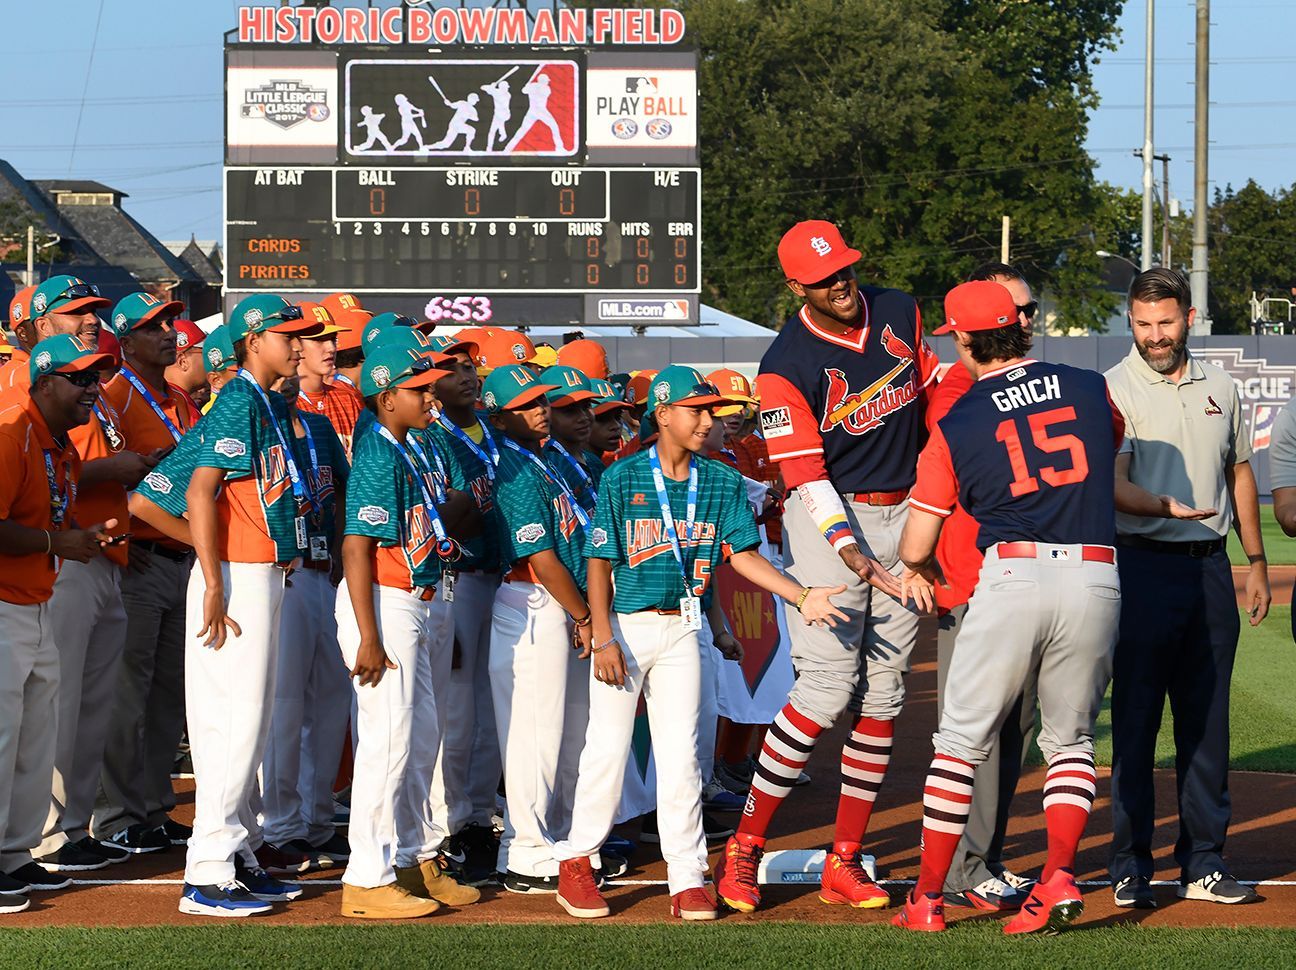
[171,319,206,352]
[934,280,1018,335]
[777,220,861,285]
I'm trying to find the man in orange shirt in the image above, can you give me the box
[95,292,201,857]
[0,333,120,906]
[0,286,37,391]
[294,302,364,459]
[0,277,104,403]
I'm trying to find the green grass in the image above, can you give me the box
[1227,505,1296,565]
[2,925,1295,969]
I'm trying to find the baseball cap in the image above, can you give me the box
[708,368,757,405]
[31,275,112,317]
[368,323,445,362]
[360,312,417,352]
[360,343,451,398]
[480,364,556,414]
[227,294,322,343]
[28,333,115,383]
[202,324,238,374]
[172,319,206,352]
[934,280,1018,335]
[777,220,862,285]
[590,377,631,415]
[426,333,479,360]
[321,293,372,351]
[539,364,598,407]
[626,369,660,406]
[531,343,559,369]
[647,365,727,410]
[7,284,36,326]
[557,338,609,380]
[298,301,350,338]
[479,329,541,370]
[108,291,184,338]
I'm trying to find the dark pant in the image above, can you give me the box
[1108,544,1239,883]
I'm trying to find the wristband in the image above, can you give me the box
[592,637,617,654]
[573,612,592,628]
[795,587,811,612]
[43,530,51,555]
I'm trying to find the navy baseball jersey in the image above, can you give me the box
[909,360,1124,547]
[755,287,940,491]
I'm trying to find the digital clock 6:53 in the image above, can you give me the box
[423,296,493,323]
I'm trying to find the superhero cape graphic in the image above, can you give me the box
[715,538,795,724]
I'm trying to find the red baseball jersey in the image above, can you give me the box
[297,382,365,459]
[924,362,981,611]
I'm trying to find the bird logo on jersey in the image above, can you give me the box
[820,325,919,435]
[1205,395,1223,416]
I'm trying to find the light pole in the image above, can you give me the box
[1140,0,1156,271]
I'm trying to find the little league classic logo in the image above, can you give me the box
[242,79,330,130]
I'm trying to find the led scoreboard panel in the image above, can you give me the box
[225,34,699,326]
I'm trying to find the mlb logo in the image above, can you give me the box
[1049,548,1070,560]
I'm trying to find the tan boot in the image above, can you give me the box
[341,883,440,920]
[395,858,482,906]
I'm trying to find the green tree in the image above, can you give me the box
[1207,181,1296,334]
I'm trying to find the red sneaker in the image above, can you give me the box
[556,858,610,919]
[819,843,890,909]
[715,835,763,913]
[891,891,947,932]
[671,886,718,921]
[1003,868,1083,936]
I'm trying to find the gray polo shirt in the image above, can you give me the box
[1269,398,1296,490]
[1105,345,1250,541]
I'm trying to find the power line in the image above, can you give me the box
[67,0,107,176]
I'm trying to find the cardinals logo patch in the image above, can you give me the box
[1204,395,1223,416]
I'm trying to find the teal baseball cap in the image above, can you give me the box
[648,365,727,410]
[109,291,184,338]
[360,343,451,398]
[202,324,237,373]
[29,333,115,383]
[227,294,322,343]
[426,333,479,360]
[480,364,556,414]
[31,275,111,318]
[539,364,598,407]
[367,325,452,366]
[589,377,631,415]
[360,312,417,352]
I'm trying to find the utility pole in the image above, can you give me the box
[1001,215,1010,263]
[26,225,34,286]
[1158,153,1171,267]
[1140,0,1156,271]
[1192,0,1211,333]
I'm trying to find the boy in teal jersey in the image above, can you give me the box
[588,377,630,467]
[551,366,848,922]
[336,343,479,920]
[180,294,324,918]
[538,364,601,517]
[484,364,595,894]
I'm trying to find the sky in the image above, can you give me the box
[3,0,1293,253]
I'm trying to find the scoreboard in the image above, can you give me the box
[224,31,699,326]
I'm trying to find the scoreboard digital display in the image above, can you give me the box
[224,30,699,327]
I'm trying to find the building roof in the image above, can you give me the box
[176,235,222,284]
[32,179,124,197]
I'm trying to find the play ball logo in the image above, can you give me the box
[306,103,330,122]
[241,78,329,130]
[611,118,638,140]
[645,118,672,140]
[34,351,52,373]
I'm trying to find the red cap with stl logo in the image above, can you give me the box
[777,220,862,285]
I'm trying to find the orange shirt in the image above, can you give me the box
[216,478,280,563]
[734,432,783,548]
[104,368,198,550]
[924,363,981,612]
[68,395,131,567]
[0,397,83,604]
[297,381,364,458]
[0,350,30,393]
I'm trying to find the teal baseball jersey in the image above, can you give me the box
[426,416,501,572]
[584,449,605,490]
[586,452,761,614]
[295,410,349,555]
[543,440,599,519]
[345,427,443,590]
[136,420,205,519]
[194,376,305,563]
[494,438,587,591]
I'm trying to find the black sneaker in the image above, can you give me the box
[161,818,192,846]
[36,841,110,872]
[0,872,29,895]
[502,870,558,894]
[1178,870,1260,904]
[0,891,29,914]
[106,824,169,854]
[7,862,72,892]
[284,833,350,871]
[600,854,629,879]
[450,823,500,887]
[640,810,734,845]
[76,837,130,865]
[1113,875,1157,909]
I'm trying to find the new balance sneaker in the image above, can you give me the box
[1178,870,1260,905]
[819,844,890,909]
[671,886,718,921]
[1003,868,1084,935]
[0,891,29,915]
[1113,875,1157,909]
[36,841,110,872]
[254,842,312,875]
[891,891,946,932]
[179,881,272,918]
[715,835,763,913]
[160,818,192,846]
[75,837,130,865]
[702,778,747,812]
[235,864,304,902]
[501,870,559,894]
[105,824,168,854]
[557,858,609,919]
[946,875,1027,912]
[6,863,71,892]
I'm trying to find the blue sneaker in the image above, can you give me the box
[702,780,747,812]
[179,881,273,917]
[604,834,636,857]
[236,865,304,902]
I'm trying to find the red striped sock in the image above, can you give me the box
[915,754,976,896]
[1041,752,1096,880]
[735,703,823,840]
[833,716,893,845]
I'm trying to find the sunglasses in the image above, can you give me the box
[390,356,434,388]
[53,369,101,388]
[693,381,720,396]
[53,282,102,302]
[1017,301,1039,321]
[265,304,305,323]
[802,268,855,289]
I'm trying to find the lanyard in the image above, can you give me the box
[333,373,356,389]
[236,370,314,515]
[121,367,184,443]
[502,437,590,528]
[297,417,323,519]
[438,414,499,482]
[547,440,597,507]
[406,432,448,505]
[43,450,72,528]
[648,445,700,596]
[374,423,459,560]
[91,401,125,451]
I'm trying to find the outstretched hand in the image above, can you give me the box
[839,545,903,598]
[798,584,849,628]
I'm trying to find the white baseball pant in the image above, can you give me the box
[39,557,127,856]
[183,561,286,886]
[696,621,719,782]
[407,593,453,867]
[260,567,350,848]
[554,611,708,896]
[336,580,440,888]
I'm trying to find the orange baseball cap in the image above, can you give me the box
[626,369,660,406]
[7,284,36,326]
[557,338,610,380]
[298,301,351,338]
[934,280,1017,335]
[480,329,542,370]
[322,293,372,351]
[709,367,758,417]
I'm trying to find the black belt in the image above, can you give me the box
[1117,534,1224,559]
[133,539,193,563]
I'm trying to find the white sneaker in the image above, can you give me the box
[997,868,1036,893]
[1178,870,1259,904]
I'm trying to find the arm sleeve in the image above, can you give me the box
[496,462,556,560]
[908,425,958,518]
[796,479,856,551]
[1269,404,1296,490]
[719,468,762,557]
[584,466,623,562]
[345,440,401,545]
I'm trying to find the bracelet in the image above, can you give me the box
[43,530,51,555]
[573,612,592,628]
[591,637,617,654]
[795,587,811,612]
